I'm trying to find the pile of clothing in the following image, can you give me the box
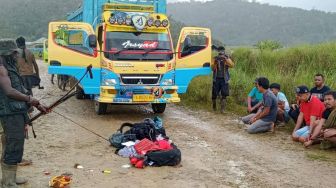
[109,117,181,168]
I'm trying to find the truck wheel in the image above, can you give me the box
[75,86,85,99]
[151,103,166,114]
[95,101,107,115]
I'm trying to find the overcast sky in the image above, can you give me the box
[168,0,336,12]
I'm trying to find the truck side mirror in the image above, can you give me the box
[88,34,97,48]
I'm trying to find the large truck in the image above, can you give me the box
[47,0,212,114]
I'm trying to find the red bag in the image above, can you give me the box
[135,138,160,155]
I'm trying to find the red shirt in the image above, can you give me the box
[300,95,325,125]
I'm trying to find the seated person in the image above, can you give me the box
[310,73,330,101]
[288,95,301,123]
[289,74,330,123]
[292,85,325,143]
[270,83,290,124]
[247,78,263,113]
[241,77,278,134]
[304,91,336,147]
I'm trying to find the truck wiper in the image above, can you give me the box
[143,48,171,56]
[114,48,141,55]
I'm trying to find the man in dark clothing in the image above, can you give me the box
[211,46,234,113]
[0,39,47,187]
[310,73,330,101]
[241,77,278,134]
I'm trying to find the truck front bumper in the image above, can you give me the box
[96,85,180,104]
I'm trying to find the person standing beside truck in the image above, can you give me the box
[0,39,47,187]
[15,37,40,96]
[211,46,234,113]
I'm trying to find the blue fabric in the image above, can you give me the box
[295,126,310,138]
[261,90,278,122]
[248,87,263,102]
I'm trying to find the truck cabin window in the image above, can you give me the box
[105,31,173,61]
[53,29,94,56]
[180,35,207,58]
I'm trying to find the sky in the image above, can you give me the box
[168,0,336,13]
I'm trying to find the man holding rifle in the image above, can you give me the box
[0,39,47,187]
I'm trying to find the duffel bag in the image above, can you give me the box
[145,144,181,167]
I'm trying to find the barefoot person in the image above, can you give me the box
[304,91,336,147]
[292,85,325,143]
[241,77,278,134]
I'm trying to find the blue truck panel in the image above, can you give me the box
[67,0,167,29]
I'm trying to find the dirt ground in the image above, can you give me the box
[8,62,336,188]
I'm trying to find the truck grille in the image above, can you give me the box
[120,74,161,85]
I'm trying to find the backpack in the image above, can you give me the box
[109,123,137,149]
[124,122,157,141]
[145,144,181,167]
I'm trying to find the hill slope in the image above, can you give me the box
[168,0,336,45]
[0,0,81,40]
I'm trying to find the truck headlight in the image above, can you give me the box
[162,79,173,86]
[103,79,117,86]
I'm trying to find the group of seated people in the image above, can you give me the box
[242,74,336,149]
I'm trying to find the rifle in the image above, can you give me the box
[27,65,93,138]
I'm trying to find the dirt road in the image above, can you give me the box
[12,62,336,188]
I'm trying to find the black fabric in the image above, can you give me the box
[146,145,181,167]
[322,108,333,120]
[110,121,167,149]
[310,85,330,101]
[289,106,306,126]
[0,114,26,165]
[212,78,229,99]
[289,107,300,123]
[124,122,157,141]
[109,123,136,149]
[0,56,29,116]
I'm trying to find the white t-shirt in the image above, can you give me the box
[277,92,290,112]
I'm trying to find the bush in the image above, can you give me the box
[181,42,336,113]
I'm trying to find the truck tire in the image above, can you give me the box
[95,101,107,115]
[151,103,166,114]
[75,86,85,99]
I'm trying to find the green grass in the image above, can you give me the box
[181,42,336,114]
[306,150,336,163]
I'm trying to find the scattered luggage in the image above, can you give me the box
[110,117,181,168]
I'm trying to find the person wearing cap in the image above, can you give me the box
[270,83,290,124]
[15,36,40,96]
[310,73,330,102]
[211,46,234,113]
[303,91,336,148]
[292,85,325,143]
[247,78,263,113]
[241,77,278,134]
[0,39,48,187]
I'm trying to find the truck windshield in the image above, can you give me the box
[105,31,173,61]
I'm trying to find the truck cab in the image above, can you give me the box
[47,0,212,114]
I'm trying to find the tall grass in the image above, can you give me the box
[180,42,336,114]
